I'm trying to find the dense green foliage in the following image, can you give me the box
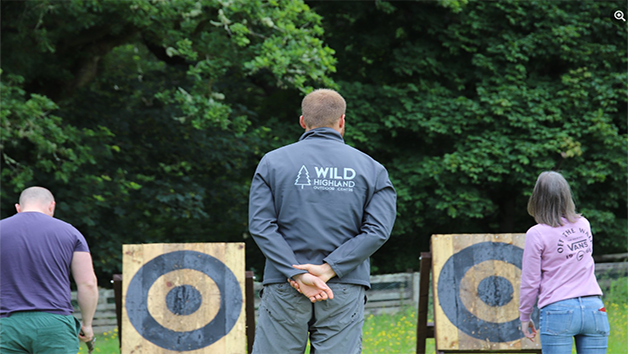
[1,0,626,281]
[308,0,627,272]
[1,0,336,279]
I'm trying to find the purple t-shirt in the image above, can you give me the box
[0,212,90,317]
[519,216,602,322]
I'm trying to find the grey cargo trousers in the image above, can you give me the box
[252,282,366,354]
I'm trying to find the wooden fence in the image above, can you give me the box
[73,259,627,334]
[252,272,421,317]
[594,260,628,288]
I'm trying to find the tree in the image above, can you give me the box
[307,0,627,272]
[2,0,626,280]
[295,165,311,188]
[1,0,336,281]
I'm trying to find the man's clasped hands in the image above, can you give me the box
[288,263,337,303]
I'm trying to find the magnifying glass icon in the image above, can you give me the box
[614,10,626,22]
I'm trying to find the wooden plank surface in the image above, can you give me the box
[432,234,541,351]
[122,243,245,354]
[432,233,458,350]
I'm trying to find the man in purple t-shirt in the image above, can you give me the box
[0,187,99,353]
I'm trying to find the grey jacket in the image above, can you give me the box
[248,128,397,288]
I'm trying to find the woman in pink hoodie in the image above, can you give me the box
[519,171,610,353]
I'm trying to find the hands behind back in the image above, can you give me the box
[288,265,336,302]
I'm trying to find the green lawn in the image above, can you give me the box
[80,304,626,354]
[361,302,627,354]
[77,327,119,354]
[81,278,627,354]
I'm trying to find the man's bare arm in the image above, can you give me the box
[71,252,98,342]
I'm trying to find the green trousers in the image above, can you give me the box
[0,311,81,354]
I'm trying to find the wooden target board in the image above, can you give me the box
[122,243,246,354]
[432,234,541,351]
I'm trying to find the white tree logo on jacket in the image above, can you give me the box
[295,165,311,189]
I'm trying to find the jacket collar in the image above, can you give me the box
[299,127,344,142]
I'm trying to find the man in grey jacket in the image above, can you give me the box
[248,88,397,353]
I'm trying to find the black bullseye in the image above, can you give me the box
[478,276,513,307]
[166,285,202,316]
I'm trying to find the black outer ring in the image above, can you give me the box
[125,250,242,351]
[437,241,523,342]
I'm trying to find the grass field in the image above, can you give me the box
[80,278,627,354]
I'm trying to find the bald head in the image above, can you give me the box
[16,186,56,216]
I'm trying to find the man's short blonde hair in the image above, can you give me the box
[301,89,346,128]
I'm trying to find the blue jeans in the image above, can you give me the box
[540,296,610,354]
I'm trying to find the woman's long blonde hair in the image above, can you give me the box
[527,171,581,227]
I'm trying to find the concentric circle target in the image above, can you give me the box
[458,260,522,324]
[437,242,523,342]
[125,250,242,351]
[146,269,220,333]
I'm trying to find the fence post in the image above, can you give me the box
[412,271,420,310]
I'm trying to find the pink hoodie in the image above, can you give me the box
[519,216,603,322]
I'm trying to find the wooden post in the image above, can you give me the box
[416,252,435,354]
[113,274,123,348]
[245,271,255,353]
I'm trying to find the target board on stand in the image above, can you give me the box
[432,234,541,352]
[122,243,245,354]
